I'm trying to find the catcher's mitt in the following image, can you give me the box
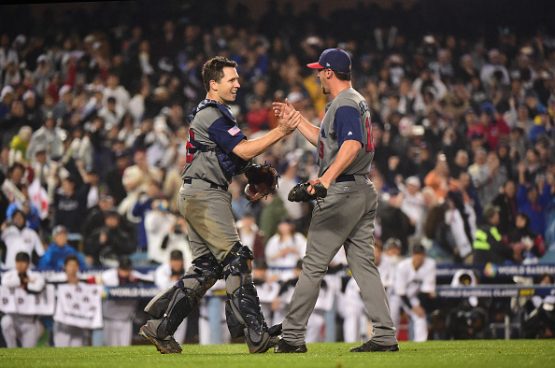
[288,181,327,202]
[243,163,279,202]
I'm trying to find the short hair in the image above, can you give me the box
[333,70,351,81]
[202,56,238,92]
[64,254,79,266]
[170,250,183,260]
[15,252,30,263]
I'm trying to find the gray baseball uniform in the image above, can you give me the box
[180,99,245,262]
[281,88,398,346]
[142,98,277,353]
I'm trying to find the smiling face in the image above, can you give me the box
[211,66,240,104]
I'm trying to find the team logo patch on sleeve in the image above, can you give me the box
[227,126,241,136]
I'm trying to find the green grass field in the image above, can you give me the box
[1,340,554,368]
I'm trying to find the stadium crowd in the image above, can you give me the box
[1,1,554,348]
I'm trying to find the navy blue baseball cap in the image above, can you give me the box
[307,48,351,74]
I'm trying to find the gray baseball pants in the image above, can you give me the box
[282,180,397,346]
[177,181,239,262]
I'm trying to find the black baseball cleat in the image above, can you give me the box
[139,324,182,354]
[268,323,282,337]
[247,333,280,354]
[274,339,308,353]
[350,340,399,352]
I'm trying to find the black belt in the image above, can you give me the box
[336,174,355,182]
[183,177,228,191]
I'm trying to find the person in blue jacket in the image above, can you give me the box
[38,225,87,271]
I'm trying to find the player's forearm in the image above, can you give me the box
[297,117,320,146]
[320,140,362,185]
[233,128,288,160]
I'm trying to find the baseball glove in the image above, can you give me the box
[288,181,327,202]
[243,163,279,202]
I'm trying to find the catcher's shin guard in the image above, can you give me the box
[144,253,222,339]
[223,243,278,353]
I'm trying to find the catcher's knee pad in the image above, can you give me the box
[222,242,253,279]
[223,242,270,348]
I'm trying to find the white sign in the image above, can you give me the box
[0,285,55,315]
[53,283,103,329]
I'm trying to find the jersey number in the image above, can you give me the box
[365,116,374,152]
[185,129,195,163]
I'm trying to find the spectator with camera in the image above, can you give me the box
[1,252,45,348]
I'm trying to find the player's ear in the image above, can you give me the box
[209,79,218,92]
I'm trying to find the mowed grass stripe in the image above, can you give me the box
[0,340,554,368]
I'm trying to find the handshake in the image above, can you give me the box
[273,99,302,134]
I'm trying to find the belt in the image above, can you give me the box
[336,174,355,182]
[183,177,228,191]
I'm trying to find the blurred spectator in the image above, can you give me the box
[131,181,162,252]
[379,238,403,328]
[25,112,64,162]
[400,176,425,238]
[276,160,303,221]
[119,149,162,222]
[379,189,415,255]
[424,153,450,201]
[492,179,518,235]
[6,184,42,231]
[0,209,43,269]
[468,148,497,206]
[1,162,26,203]
[144,197,189,264]
[258,193,288,241]
[38,225,87,271]
[517,162,553,237]
[104,150,129,204]
[472,204,515,266]
[84,210,135,267]
[52,176,87,235]
[394,244,436,342]
[442,190,476,263]
[9,126,33,164]
[236,212,265,262]
[53,255,90,347]
[509,213,545,263]
[101,257,146,346]
[265,218,306,281]
[1,252,45,348]
[252,260,280,325]
[81,194,115,241]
